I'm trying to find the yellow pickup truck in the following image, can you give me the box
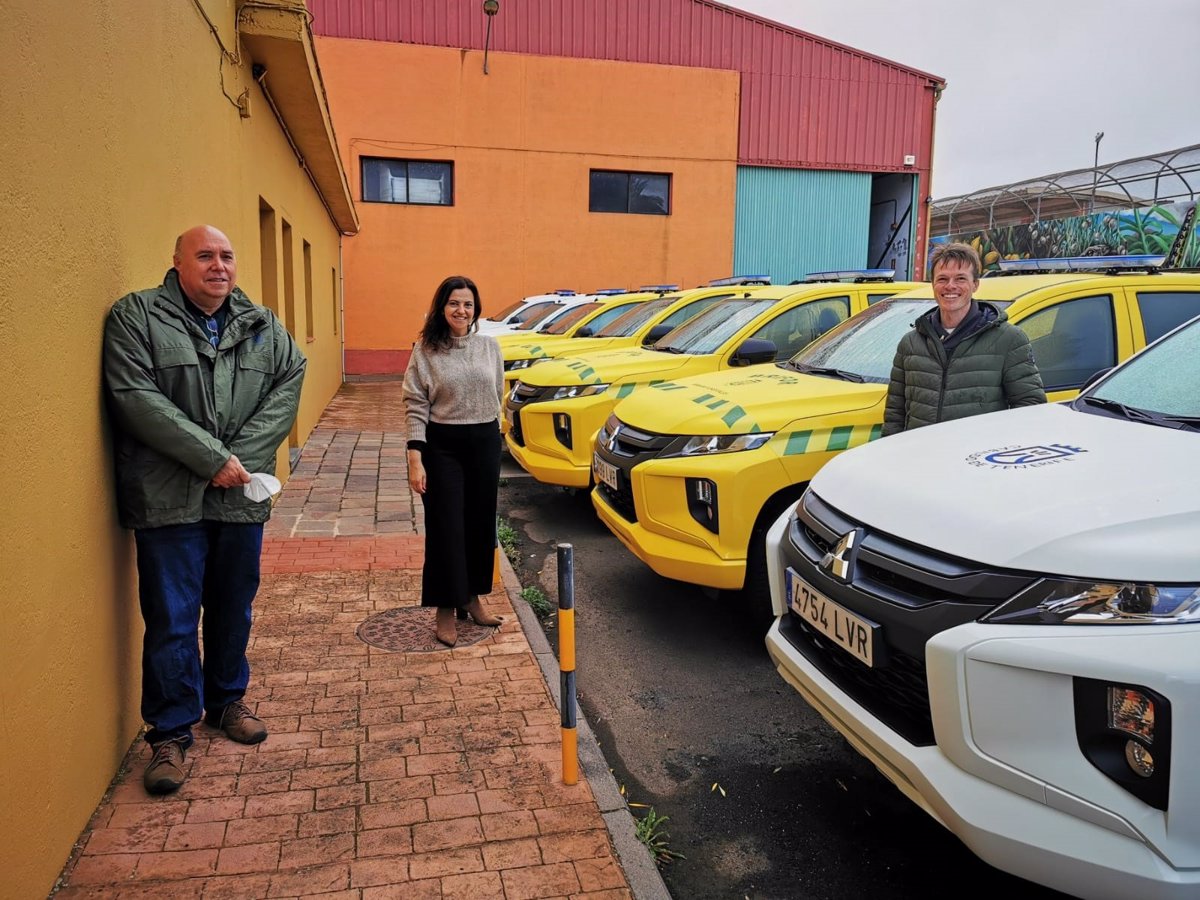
[591,265,1200,598]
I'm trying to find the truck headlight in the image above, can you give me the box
[674,433,774,457]
[984,580,1200,625]
[551,383,609,400]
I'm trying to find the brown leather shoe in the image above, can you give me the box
[144,738,188,794]
[463,596,504,627]
[206,699,268,744]
[435,607,458,647]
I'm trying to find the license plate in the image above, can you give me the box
[593,453,619,491]
[786,568,877,667]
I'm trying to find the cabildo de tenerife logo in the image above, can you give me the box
[966,443,1088,470]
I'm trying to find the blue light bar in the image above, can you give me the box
[639,283,680,292]
[595,288,628,295]
[995,255,1167,273]
[553,289,576,295]
[707,275,772,287]
[803,268,896,282]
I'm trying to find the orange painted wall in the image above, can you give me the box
[316,38,740,373]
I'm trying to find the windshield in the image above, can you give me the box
[595,298,675,337]
[513,302,564,330]
[1075,316,1200,430]
[534,302,600,334]
[654,298,778,354]
[487,299,526,322]
[786,299,938,383]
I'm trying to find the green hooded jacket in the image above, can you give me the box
[103,269,306,529]
[882,301,1045,437]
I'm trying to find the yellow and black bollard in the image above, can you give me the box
[557,542,578,785]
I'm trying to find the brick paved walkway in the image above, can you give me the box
[54,384,634,900]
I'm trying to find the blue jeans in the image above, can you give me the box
[134,521,264,746]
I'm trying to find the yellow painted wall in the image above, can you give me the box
[0,2,346,895]
[315,38,740,373]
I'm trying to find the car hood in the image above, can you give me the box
[518,346,691,388]
[810,403,1200,581]
[613,366,884,434]
[500,334,578,357]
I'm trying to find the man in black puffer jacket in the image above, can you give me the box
[883,242,1045,436]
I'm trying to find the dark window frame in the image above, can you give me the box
[361,157,455,206]
[589,169,672,216]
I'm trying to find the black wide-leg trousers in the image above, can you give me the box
[419,420,502,609]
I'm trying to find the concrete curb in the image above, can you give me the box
[498,551,673,900]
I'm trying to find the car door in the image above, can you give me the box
[1010,289,1131,402]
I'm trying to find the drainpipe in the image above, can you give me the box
[339,235,346,384]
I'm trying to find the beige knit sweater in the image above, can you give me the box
[403,333,505,446]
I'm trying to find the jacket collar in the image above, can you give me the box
[916,300,1005,341]
[153,269,267,351]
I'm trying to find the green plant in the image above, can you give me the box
[520,585,555,618]
[633,806,684,865]
[496,517,520,566]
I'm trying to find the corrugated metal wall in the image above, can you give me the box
[733,166,872,283]
[307,0,942,175]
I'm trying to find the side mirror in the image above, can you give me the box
[575,326,594,337]
[729,338,777,367]
[642,323,673,345]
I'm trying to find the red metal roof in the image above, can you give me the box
[308,0,944,175]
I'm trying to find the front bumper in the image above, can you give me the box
[592,486,745,590]
[761,508,1200,899]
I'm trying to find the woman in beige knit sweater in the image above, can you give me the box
[403,276,506,646]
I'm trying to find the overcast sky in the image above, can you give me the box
[723,0,1199,198]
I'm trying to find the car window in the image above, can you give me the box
[574,302,637,334]
[657,295,729,330]
[487,299,526,321]
[655,298,778,354]
[1017,295,1116,391]
[511,300,558,324]
[1087,317,1200,419]
[787,298,936,382]
[593,298,672,336]
[1136,291,1200,344]
[867,292,896,305]
[537,303,601,334]
[748,297,850,360]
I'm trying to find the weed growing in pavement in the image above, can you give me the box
[520,585,555,618]
[633,806,684,865]
[496,516,520,566]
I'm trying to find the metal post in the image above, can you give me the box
[1091,131,1104,213]
[557,543,578,785]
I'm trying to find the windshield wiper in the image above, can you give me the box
[791,364,865,383]
[653,345,686,354]
[1078,396,1200,431]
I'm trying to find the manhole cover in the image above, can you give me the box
[356,607,496,652]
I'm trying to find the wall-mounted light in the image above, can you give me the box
[483,0,500,75]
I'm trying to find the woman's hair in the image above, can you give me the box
[418,275,482,350]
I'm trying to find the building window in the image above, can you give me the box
[361,158,453,205]
[589,170,671,215]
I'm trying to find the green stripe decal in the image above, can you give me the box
[785,431,812,455]
[692,393,715,405]
[827,426,853,451]
[868,424,882,442]
[579,367,595,380]
[706,398,729,410]
[721,405,747,428]
[616,384,636,399]
[650,381,687,391]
